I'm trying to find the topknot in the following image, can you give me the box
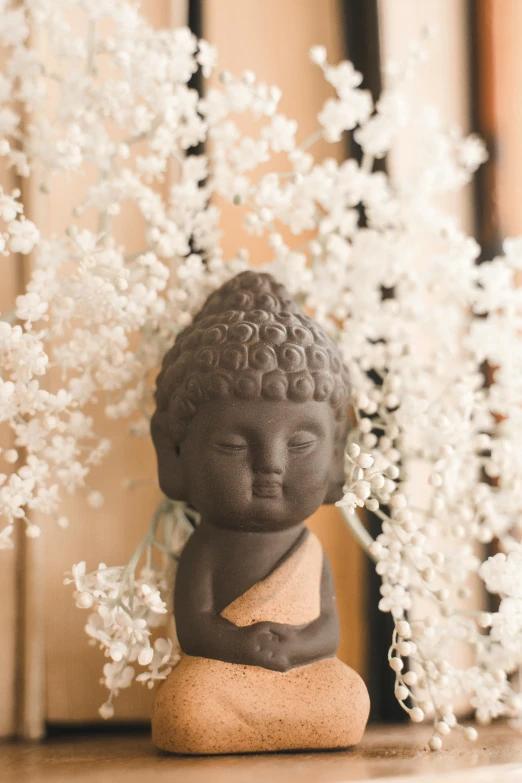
[153,271,350,444]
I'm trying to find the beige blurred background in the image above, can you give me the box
[1,0,516,737]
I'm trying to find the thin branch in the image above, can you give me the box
[339,507,377,560]
[1,310,17,324]
[123,116,163,147]
[86,21,97,75]
[361,153,374,174]
[299,129,323,152]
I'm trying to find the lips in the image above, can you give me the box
[252,481,283,498]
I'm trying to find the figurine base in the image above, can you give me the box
[152,654,370,755]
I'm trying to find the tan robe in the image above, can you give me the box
[152,531,369,754]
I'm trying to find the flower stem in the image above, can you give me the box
[299,129,323,152]
[339,507,377,560]
[361,153,374,174]
[114,498,173,606]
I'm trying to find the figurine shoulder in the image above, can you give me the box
[178,523,208,560]
[177,523,223,574]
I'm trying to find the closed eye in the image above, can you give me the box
[288,440,316,451]
[216,442,247,452]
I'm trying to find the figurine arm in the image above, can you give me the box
[174,533,238,661]
[174,531,276,667]
[282,552,341,669]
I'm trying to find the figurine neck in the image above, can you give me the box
[199,517,307,536]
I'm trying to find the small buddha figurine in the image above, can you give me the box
[150,271,369,754]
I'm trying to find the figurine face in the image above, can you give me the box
[178,397,337,531]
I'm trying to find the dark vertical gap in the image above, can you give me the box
[340,0,406,723]
[188,0,205,267]
[467,0,501,616]
[188,0,203,95]
[341,0,384,167]
[467,0,502,262]
[188,0,204,159]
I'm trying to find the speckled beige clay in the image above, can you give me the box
[152,532,369,754]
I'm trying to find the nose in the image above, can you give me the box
[251,439,285,476]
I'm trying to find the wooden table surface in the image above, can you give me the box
[1,724,522,783]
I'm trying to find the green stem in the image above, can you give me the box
[1,310,17,324]
[300,129,323,152]
[361,153,374,174]
[152,539,178,558]
[123,116,163,147]
[114,498,172,606]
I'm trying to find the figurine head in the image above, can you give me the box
[151,271,350,531]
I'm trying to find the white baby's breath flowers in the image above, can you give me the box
[65,500,189,714]
[1,2,522,746]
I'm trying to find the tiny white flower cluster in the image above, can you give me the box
[65,558,177,719]
[479,548,522,720]
[64,500,192,717]
[0,188,39,255]
[2,2,522,747]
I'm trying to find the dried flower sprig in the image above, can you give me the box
[65,499,194,717]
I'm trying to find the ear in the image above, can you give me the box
[323,417,348,505]
[150,411,188,501]
[323,448,345,504]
